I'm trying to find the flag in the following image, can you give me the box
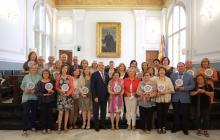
[158,35,167,61]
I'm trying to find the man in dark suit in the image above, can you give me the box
[91,62,109,131]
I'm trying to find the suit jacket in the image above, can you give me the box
[91,71,109,101]
[170,72,195,103]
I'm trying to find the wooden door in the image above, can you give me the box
[59,50,72,65]
[146,51,159,63]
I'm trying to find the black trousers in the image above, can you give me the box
[195,105,211,130]
[172,102,190,131]
[156,103,170,129]
[22,100,38,131]
[93,99,107,128]
[40,102,53,129]
[139,106,153,131]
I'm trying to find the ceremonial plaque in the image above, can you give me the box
[45,83,53,91]
[143,84,153,96]
[205,68,213,77]
[81,86,89,94]
[187,70,194,76]
[158,84,165,92]
[113,84,121,93]
[28,61,35,68]
[175,79,183,87]
[61,84,69,92]
[26,82,35,90]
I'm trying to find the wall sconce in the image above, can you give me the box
[201,0,218,18]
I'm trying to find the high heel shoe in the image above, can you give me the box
[86,125,90,129]
[116,125,119,130]
[64,127,69,133]
[47,129,51,134]
[81,123,86,129]
[21,131,28,137]
[57,128,61,134]
[42,129,46,134]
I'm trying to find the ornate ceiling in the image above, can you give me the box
[49,0,171,10]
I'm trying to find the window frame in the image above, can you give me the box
[168,3,186,67]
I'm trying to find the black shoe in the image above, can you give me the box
[101,125,107,129]
[162,127,166,134]
[95,126,100,132]
[183,130,189,135]
[171,129,177,133]
[157,129,162,134]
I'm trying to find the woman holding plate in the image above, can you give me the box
[51,60,62,80]
[108,71,124,130]
[55,64,74,133]
[155,67,174,134]
[36,69,55,134]
[197,58,218,103]
[22,51,38,75]
[79,66,93,129]
[20,64,41,136]
[137,72,157,133]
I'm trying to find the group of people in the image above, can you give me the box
[20,51,218,138]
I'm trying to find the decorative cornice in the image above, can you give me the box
[50,0,171,10]
[47,0,56,7]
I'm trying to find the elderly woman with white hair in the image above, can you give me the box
[124,68,141,130]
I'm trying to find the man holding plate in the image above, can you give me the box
[170,62,195,135]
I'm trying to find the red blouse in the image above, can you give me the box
[55,75,74,96]
[124,77,141,97]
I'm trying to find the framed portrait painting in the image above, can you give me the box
[96,22,121,58]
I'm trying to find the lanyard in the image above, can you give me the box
[178,72,184,79]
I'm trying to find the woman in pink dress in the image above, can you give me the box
[108,71,124,130]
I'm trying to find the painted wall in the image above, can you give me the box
[55,9,161,67]
[0,0,28,63]
[190,0,220,64]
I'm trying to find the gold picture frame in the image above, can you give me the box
[96,22,121,58]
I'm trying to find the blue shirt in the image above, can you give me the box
[170,72,195,103]
[20,74,41,103]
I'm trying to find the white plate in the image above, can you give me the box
[113,84,121,93]
[158,84,165,92]
[175,79,183,87]
[26,82,35,90]
[143,84,152,93]
[45,83,53,91]
[61,84,69,92]
[205,68,213,77]
[82,86,89,94]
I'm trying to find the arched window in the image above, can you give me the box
[33,2,51,59]
[168,5,186,67]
